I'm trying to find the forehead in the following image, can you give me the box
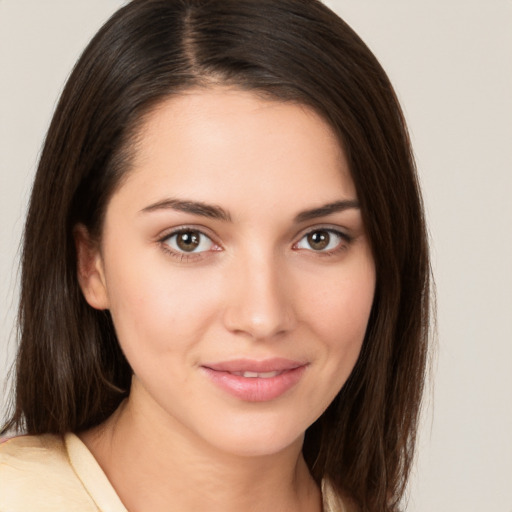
[112,87,356,215]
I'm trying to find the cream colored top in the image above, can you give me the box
[0,434,345,511]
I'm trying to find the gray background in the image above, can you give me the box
[1,1,511,510]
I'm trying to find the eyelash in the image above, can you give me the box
[158,226,352,261]
[293,227,352,257]
[158,227,220,262]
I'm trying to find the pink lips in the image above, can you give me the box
[201,358,307,402]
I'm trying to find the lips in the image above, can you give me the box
[201,358,307,402]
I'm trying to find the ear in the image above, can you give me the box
[74,224,110,310]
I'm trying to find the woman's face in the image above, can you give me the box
[79,87,375,457]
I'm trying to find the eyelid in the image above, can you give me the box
[294,224,352,242]
[157,225,222,260]
[156,224,220,244]
[292,225,352,253]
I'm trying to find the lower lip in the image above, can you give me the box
[201,366,307,402]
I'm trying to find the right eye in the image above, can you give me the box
[163,229,215,254]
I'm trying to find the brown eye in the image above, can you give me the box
[295,229,347,252]
[176,231,200,251]
[164,230,214,253]
[307,230,330,250]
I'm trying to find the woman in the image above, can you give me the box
[0,0,430,511]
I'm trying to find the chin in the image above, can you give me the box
[195,412,309,459]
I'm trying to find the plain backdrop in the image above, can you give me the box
[1,1,511,511]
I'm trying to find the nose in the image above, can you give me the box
[222,250,296,340]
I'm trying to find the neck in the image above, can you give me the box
[80,393,321,512]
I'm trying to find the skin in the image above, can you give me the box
[77,87,375,512]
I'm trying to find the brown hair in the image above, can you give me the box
[3,1,430,510]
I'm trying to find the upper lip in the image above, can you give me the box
[202,358,306,373]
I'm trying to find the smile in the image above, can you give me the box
[230,370,283,378]
[201,358,308,402]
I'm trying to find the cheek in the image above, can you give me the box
[308,264,374,338]
[303,258,375,375]
[103,249,222,362]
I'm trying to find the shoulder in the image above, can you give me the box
[0,432,67,462]
[0,434,98,511]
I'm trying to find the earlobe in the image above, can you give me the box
[74,224,110,310]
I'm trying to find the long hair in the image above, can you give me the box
[3,1,430,510]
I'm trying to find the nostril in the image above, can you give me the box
[222,290,295,340]
[221,255,296,339]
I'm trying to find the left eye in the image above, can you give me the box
[295,229,345,252]
[164,230,215,253]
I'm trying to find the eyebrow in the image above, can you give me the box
[140,197,359,223]
[140,198,232,222]
[294,199,360,223]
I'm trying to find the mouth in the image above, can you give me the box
[201,358,308,402]
[229,370,284,378]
